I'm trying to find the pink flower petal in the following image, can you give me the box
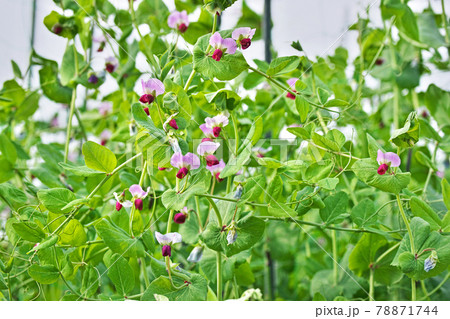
[209,32,223,48]
[129,184,148,198]
[141,78,165,96]
[287,78,298,89]
[384,152,401,167]
[183,152,201,170]
[222,38,237,54]
[197,141,220,156]
[170,152,183,169]
[232,27,255,40]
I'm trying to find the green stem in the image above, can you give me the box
[141,258,150,289]
[64,87,77,163]
[369,269,374,301]
[217,251,223,301]
[206,197,223,226]
[231,111,239,155]
[331,229,338,285]
[396,194,416,301]
[183,70,196,91]
[420,272,450,300]
[197,193,267,207]
[441,0,450,55]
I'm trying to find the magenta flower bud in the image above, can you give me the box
[212,49,223,62]
[174,212,187,224]
[215,172,224,182]
[375,58,384,65]
[240,38,251,50]
[139,94,155,104]
[101,140,107,146]
[162,245,172,257]
[205,154,219,167]
[176,167,189,179]
[202,137,213,142]
[178,23,188,33]
[143,107,150,116]
[116,201,123,211]
[169,119,178,130]
[52,24,63,34]
[377,163,389,175]
[158,167,167,171]
[207,159,226,181]
[105,63,115,73]
[134,198,144,210]
[213,126,221,137]
[286,91,296,100]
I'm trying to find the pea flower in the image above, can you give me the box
[168,10,189,33]
[174,207,189,224]
[286,78,298,100]
[376,150,401,175]
[197,141,220,156]
[232,27,256,50]
[155,231,182,257]
[171,152,201,179]
[93,35,106,52]
[205,114,229,137]
[187,246,204,263]
[209,32,237,62]
[163,114,179,131]
[105,57,118,73]
[424,251,438,272]
[200,124,215,140]
[88,73,99,84]
[139,78,165,104]
[113,191,132,211]
[226,220,237,245]
[100,129,112,146]
[99,102,112,116]
[252,146,272,158]
[206,159,226,182]
[129,184,150,211]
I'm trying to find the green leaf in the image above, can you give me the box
[58,162,104,177]
[131,103,166,139]
[295,96,310,123]
[81,265,100,298]
[442,179,450,211]
[352,159,411,194]
[39,61,72,103]
[0,182,28,210]
[37,188,77,214]
[12,221,45,243]
[11,60,22,78]
[95,219,145,258]
[417,11,447,49]
[320,191,348,225]
[15,91,40,121]
[349,233,387,277]
[28,264,60,284]
[162,173,210,210]
[201,216,265,257]
[415,151,437,171]
[0,133,17,164]
[390,112,420,148]
[141,274,207,301]
[317,178,339,190]
[317,87,330,105]
[107,253,135,296]
[59,219,87,246]
[193,30,249,81]
[266,56,300,76]
[351,198,377,228]
[410,197,442,231]
[60,44,86,87]
[392,217,450,280]
[82,141,117,173]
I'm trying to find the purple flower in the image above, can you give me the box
[155,231,182,257]
[174,207,189,224]
[226,221,237,245]
[100,129,112,146]
[206,159,226,182]
[197,141,220,156]
[128,184,150,210]
[424,251,438,272]
[139,78,165,104]
[200,124,215,139]
[232,27,256,50]
[209,32,237,61]
[171,152,201,179]
[99,102,112,116]
[286,78,298,100]
[376,150,401,175]
[105,57,118,73]
[204,114,229,137]
[168,10,189,33]
[88,74,99,84]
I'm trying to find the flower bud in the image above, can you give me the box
[187,246,204,263]
[162,245,172,257]
[240,38,251,50]
[169,119,178,130]
[116,201,123,211]
[205,154,219,167]
[139,94,155,104]
[174,212,187,224]
[178,23,188,33]
[105,63,115,73]
[134,198,144,211]
[377,163,389,175]
[212,49,223,62]
[212,126,221,137]
[176,167,189,179]
[52,24,63,34]
[143,107,150,116]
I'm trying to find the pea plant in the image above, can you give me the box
[1,0,450,302]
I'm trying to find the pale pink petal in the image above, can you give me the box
[209,32,223,48]
[222,38,237,54]
[168,11,180,28]
[122,200,133,208]
[100,129,112,140]
[207,159,226,175]
[385,152,401,167]
[142,78,165,96]
[232,27,255,40]
[129,184,148,198]
[167,232,182,244]
[287,78,297,89]
[155,231,171,245]
[180,11,189,26]
[197,141,220,156]
[171,152,183,169]
[376,149,386,164]
[200,123,214,138]
[183,152,201,170]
